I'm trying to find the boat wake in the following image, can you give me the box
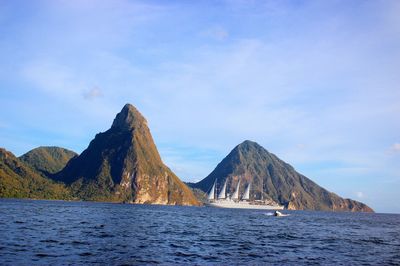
[265,212,290,217]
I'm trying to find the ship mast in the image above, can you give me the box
[215,178,218,200]
[261,177,264,201]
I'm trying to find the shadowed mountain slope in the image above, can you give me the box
[195,140,373,212]
[56,104,200,205]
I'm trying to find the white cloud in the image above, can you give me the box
[83,87,103,100]
[391,143,400,151]
[296,144,306,150]
[1,0,400,212]
[356,192,364,199]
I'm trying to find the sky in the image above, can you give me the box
[0,0,399,213]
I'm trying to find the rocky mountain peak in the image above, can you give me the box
[234,140,269,157]
[237,140,259,149]
[55,103,199,205]
[111,103,147,131]
[195,141,373,212]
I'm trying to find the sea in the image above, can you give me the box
[0,199,399,265]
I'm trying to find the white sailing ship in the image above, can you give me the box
[207,178,284,210]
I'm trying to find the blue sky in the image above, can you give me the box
[0,0,399,213]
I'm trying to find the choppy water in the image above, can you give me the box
[0,199,399,265]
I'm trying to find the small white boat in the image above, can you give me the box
[274,210,289,217]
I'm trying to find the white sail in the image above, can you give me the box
[231,180,241,200]
[261,177,264,201]
[208,181,216,200]
[218,180,227,199]
[242,183,251,200]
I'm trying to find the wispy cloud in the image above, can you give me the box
[356,191,364,199]
[1,1,400,212]
[388,143,400,154]
[83,87,103,100]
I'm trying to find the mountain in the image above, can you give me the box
[20,146,77,177]
[56,104,200,205]
[0,148,71,199]
[195,140,373,212]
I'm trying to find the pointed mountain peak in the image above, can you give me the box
[234,140,269,155]
[195,141,373,212]
[56,103,199,205]
[237,140,260,148]
[111,103,147,131]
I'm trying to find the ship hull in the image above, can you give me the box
[207,200,284,210]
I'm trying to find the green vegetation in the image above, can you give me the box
[56,104,200,205]
[0,148,71,200]
[20,146,77,177]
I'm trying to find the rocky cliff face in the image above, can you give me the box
[56,104,200,206]
[195,140,373,212]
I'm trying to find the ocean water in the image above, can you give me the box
[0,199,399,265]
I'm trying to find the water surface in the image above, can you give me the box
[0,199,399,265]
